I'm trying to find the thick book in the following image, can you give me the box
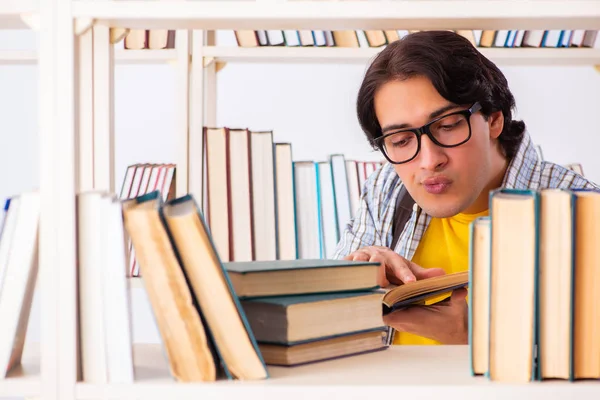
[381,271,469,315]
[224,258,380,298]
[258,329,388,367]
[241,291,385,344]
[488,188,539,383]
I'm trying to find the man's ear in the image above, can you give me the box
[488,110,504,139]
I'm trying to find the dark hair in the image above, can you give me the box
[356,30,525,159]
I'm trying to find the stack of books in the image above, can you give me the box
[224,259,388,366]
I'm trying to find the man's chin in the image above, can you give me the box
[417,197,467,218]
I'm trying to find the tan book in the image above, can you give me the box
[539,189,574,380]
[489,189,537,383]
[364,30,387,47]
[573,190,600,379]
[382,271,469,314]
[468,216,490,376]
[332,30,359,47]
[161,194,269,380]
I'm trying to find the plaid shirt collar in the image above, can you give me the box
[397,131,568,260]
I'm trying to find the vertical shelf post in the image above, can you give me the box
[38,0,77,399]
[75,27,94,191]
[175,29,191,197]
[92,24,115,193]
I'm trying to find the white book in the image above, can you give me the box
[102,196,134,383]
[266,30,285,46]
[293,161,321,259]
[77,191,108,384]
[0,198,19,297]
[274,143,297,260]
[355,30,369,48]
[330,154,352,239]
[345,160,361,219]
[313,30,327,46]
[494,30,509,47]
[283,30,300,46]
[0,192,40,378]
[317,162,339,259]
[251,131,277,261]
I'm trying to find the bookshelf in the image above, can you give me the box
[74,345,600,400]
[27,0,600,399]
[72,0,600,31]
[0,346,41,398]
[0,0,34,29]
[202,45,600,66]
[0,49,180,65]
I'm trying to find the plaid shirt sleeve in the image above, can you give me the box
[332,163,400,259]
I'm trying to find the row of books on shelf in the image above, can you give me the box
[233,29,600,49]
[469,187,600,383]
[118,127,384,277]
[118,29,600,50]
[202,127,384,263]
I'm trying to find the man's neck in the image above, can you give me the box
[462,151,510,214]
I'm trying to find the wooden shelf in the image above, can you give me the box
[0,344,41,398]
[0,0,34,30]
[202,46,600,66]
[75,343,600,400]
[0,49,178,65]
[113,49,179,64]
[72,1,600,31]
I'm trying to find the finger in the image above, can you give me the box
[450,287,468,302]
[387,256,417,284]
[368,253,390,287]
[409,261,446,280]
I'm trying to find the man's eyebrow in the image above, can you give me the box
[381,104,460,134]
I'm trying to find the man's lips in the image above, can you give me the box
[422,176,452,194]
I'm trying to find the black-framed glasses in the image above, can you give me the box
[374,102,482,164]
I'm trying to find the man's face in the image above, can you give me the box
[373,76,503,217]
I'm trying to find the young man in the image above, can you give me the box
[333,30,598,345]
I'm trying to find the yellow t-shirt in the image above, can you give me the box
[393,209,489,345]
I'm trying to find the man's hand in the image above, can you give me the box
[343,245,444,287]
[383,288,469,344]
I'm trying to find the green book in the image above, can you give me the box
[241,290,385,344]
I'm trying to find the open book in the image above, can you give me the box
[381,271,469,315]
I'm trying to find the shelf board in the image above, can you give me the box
[0,0,35,30]
[0,49,178,65]
[202,46,600,66]
[72,1,600,31]
[75,343,600,400]
[114,49,178,64]
[0,344,41,398]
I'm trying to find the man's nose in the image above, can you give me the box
[418,134,448,171]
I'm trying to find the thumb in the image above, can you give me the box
[450,287,468,302]
[409,262,445,280]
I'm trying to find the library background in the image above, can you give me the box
[0,0,600,399]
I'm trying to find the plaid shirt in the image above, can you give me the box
[333,131,598,261]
